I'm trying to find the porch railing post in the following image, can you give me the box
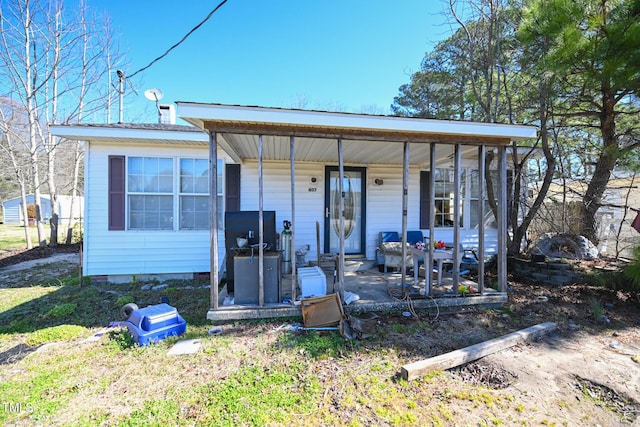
[290,135,296,301]
[401,141,410,296]
[452,143,461,293]
[478,145,486,294]
[427,142,436,296]
[209,130,219,310]
[258,134,264,306]
[497,145,507,292]
[337,137,345,301]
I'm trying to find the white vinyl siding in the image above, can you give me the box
[83,143,500,278]
[84,143,228,277]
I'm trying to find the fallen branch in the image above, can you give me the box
[401,322,557,381]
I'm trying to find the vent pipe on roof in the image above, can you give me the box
[159,104,176,125]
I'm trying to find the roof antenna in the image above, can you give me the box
[144,88,164,123]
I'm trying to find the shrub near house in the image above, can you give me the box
[26,204,36,226]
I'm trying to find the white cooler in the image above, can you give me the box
[297,266,327,298]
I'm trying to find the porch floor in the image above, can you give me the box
[207,261,506,322]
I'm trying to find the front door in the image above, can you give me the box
[324,166,366,257]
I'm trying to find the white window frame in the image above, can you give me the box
[179,158,210,230]
[125,156,225,231]
[127,157,175,230]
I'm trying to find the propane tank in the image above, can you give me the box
[281,220,292,274]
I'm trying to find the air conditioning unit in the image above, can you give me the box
[158,104,176,125]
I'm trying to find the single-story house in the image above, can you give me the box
[50,104,536,320]
[1,194,84,225]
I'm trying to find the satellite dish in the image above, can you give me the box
[144,88,164,102]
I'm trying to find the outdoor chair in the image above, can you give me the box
[376,231,419,273]
[375,231,400,267]
[406,230,424,246]
[379,241,414,273]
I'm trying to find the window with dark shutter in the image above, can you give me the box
[108,155,125,230]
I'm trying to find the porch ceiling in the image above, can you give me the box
[178,103,537,166]
[218,133,484,166]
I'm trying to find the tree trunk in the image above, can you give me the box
[509,81,556,255]
[66,141,83,244]
[580,89,619,242]
[19,191,33,250]
[47,142,59,247]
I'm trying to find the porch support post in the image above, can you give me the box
[337,137,345,301]
[401,141,410,296]
[290,135,296,301]
[477,145,486,294]
[258,134,265,306]
[209,131,219,310]
[452,143,461,293]
[426,142,436,296]
[497,145,507,292]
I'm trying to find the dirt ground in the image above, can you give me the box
[2,245,640,425]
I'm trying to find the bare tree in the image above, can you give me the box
[1,0,128,249]
[0,98,33,248]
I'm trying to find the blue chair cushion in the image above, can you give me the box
[380,231,400,242]
[406,231,424,245]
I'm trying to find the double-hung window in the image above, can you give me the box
[179,158,209,230]
[420,168,500,230]
[121,156,224,231]
[433,168,458,227]
[128,157,174,230]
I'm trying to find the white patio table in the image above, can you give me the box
[410,246,460,293]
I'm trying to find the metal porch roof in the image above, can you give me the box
[50,104,537,166]
[177,103,537,165]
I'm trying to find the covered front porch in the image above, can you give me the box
[207,260,506,322]
[176,103,536,322]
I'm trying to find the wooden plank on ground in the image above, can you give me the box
[401,321,557,381]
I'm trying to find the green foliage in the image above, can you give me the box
[584,248,640,293]
[519,0,640,239]
[588,299,604,323]
[25,324,87,346]
[2,317,34,334]
[195,364,321,426]
[623,245,640,292]
[115,295,134,307]
[107,328,136,351]
[277,330,352,359]
[118,400,182,426]
[46,303,77,318]
[0,282,118,334]
[519,0,640,89]
[0,363,70,424]
[69,222,84,244]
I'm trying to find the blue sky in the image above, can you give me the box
[92,0,452,123]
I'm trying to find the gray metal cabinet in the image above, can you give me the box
[233,253,281,304]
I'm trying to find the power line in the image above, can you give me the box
[126,0,229,79]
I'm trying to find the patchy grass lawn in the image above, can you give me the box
[0,224,37,254]
[1,254,639,425]
[0,223,82,256]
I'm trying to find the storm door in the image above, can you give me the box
[324,166,366,257]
